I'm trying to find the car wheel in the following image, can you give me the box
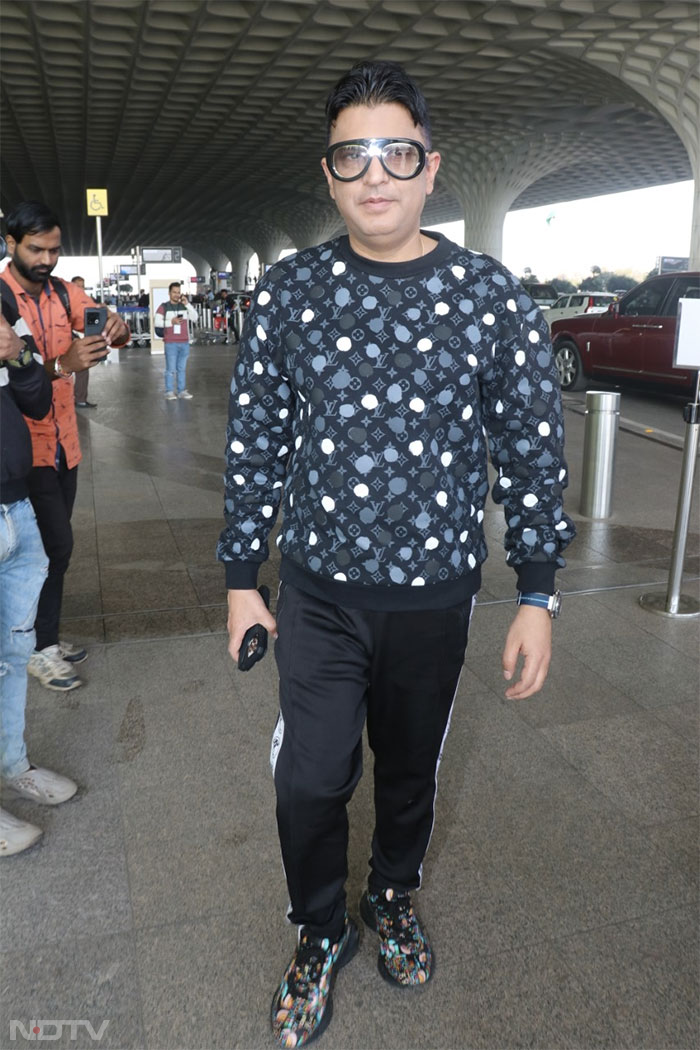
[555,339,585,391]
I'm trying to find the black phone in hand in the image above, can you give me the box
[238,585,271,671]
[84,306,108,336]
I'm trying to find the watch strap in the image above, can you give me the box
[517,590,561,618]
[517,592,551,610]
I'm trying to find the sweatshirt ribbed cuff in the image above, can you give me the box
[514,562,557,595]
[224,560,259,590]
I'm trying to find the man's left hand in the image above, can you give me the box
[102,311,129,346]
[501,605,552,700]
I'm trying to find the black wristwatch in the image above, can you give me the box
[517,590,562,618]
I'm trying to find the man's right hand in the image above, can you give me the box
[227,588,278,664]
[61,334,108,372]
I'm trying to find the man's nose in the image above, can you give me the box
[363,155,389,184]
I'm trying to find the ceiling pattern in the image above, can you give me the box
[1,0,697,263]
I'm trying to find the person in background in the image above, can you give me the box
[71,277,96,408]
[219,60,575,1048]
[1,311,79,855]
[154,282,198,400]
[1,201,130,693]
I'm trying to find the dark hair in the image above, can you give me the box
[325,61,432,146]
[169,281,181,292]
[5,200,61,241]
[71,275,84,282]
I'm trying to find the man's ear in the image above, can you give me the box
[424,150,441,198]
[5,235,17,256]
[321,157,336,201]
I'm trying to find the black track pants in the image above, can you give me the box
[271,582,473,941]
[26,447,78,651]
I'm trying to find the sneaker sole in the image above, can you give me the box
[359,892,434,988]
[28,671,82,692]
[3,783,78,805]
[270,919,359,1048]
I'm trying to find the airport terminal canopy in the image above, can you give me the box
[1,0,698,277]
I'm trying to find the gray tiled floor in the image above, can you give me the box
[1,342,698,1050]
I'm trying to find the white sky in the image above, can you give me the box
[429,179,694,283]
[49,178,694,292]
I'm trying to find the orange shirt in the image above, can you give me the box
[1,268,120,469]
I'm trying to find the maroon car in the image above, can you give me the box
[550,271,700,392]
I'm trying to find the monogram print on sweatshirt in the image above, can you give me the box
[218,234,575,595]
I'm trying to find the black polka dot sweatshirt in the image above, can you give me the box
[218,233,576,611]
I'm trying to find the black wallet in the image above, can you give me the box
[238,585,270,671]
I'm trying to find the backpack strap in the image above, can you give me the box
[0,276,20,325]
[48,276,72,323]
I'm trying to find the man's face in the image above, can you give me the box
[169,286,182,303]
[8,226,61,285]
[321,102,440,257]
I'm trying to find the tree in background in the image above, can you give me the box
[551,277,577,293]
[521,265,639,294]
[607,274,637,292]
[580,264,605,292]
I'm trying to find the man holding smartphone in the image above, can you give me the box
[0,200,129,692]
[154,281,198,400]
[219,61,575,1048]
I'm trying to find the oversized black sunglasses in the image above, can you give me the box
[325,138,428,182]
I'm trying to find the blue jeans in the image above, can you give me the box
[164,342,190,394]
[0,499,48,778]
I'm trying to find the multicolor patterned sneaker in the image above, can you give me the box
[271,915,359,1047]
[360,888,433,987]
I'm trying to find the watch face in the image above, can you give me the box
[550,590,562,618]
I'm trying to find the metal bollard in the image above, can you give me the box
[579,390,621,518]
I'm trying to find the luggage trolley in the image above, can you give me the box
[198,303,228,344]
[117,306,151,347]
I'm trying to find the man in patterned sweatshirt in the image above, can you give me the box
[219,60,575,1048]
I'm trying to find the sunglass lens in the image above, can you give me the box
[332,144,369,179]
[382,142,422,177]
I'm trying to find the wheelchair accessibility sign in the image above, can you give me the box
[86,189,108,216]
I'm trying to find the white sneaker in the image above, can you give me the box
[165,391,177,400]
[58,640,88,664]
[3,766,78,805]
[28,645,81,691]
[0,807,42,856]
[178,389,193,399]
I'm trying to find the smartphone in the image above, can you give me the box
[84,306,108,336]
[238,586,271,671]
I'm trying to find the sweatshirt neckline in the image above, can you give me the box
[337,231,452,277]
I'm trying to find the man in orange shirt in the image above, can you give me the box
[1,201,129,691]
